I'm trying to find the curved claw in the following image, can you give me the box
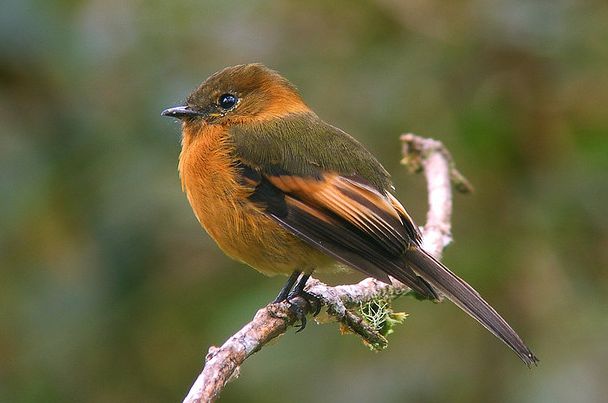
[303,291,322,316]
[287,290,322,332]
[286,298,308,332]
[273,272,322,331]
[295,316,307,333]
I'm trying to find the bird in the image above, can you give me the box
[161,63,538,366]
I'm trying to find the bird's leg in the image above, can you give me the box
[286,273,322,332]
[288,273,319,312]
[273,271,322,331]
[273,271,301,303]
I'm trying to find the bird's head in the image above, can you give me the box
[162,63,311,127]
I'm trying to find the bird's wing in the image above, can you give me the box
[236,161,438,299]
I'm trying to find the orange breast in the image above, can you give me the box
[178,123,331,276]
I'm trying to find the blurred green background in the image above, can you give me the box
[2,1,607,402]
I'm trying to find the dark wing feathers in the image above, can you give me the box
[268,174,408,250]
[277,193,427,292]
[238,162,438,299]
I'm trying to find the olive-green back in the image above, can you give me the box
[229,112,392,192]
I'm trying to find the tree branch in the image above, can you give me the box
[183,134,471,403]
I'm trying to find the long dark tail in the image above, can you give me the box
[405,248,539,366]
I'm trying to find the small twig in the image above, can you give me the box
[183,134,470,403]
[400,133,471,258]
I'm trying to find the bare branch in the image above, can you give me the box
[400,133,471,258]
[183,134,469,403]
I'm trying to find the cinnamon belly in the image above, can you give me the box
[178,124,334,276]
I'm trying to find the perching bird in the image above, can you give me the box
[161,63,538,366]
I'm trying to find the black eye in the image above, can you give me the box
[218,93,238,110]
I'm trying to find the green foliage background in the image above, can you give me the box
[2,1,607,402]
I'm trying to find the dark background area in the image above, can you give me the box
[1,1,607,402]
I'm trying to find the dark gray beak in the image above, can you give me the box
[161,105,203,119]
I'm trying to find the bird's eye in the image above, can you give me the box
[218,93,238,110]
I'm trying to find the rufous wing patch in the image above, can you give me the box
[255,171,436,299]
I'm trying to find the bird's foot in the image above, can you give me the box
[285,289,321,332]
[272,272,321,332]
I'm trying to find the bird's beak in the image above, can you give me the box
[161,105,204,119]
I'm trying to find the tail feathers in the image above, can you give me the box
[405,248,539,366]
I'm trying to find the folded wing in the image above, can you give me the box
[238,162,438,299]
